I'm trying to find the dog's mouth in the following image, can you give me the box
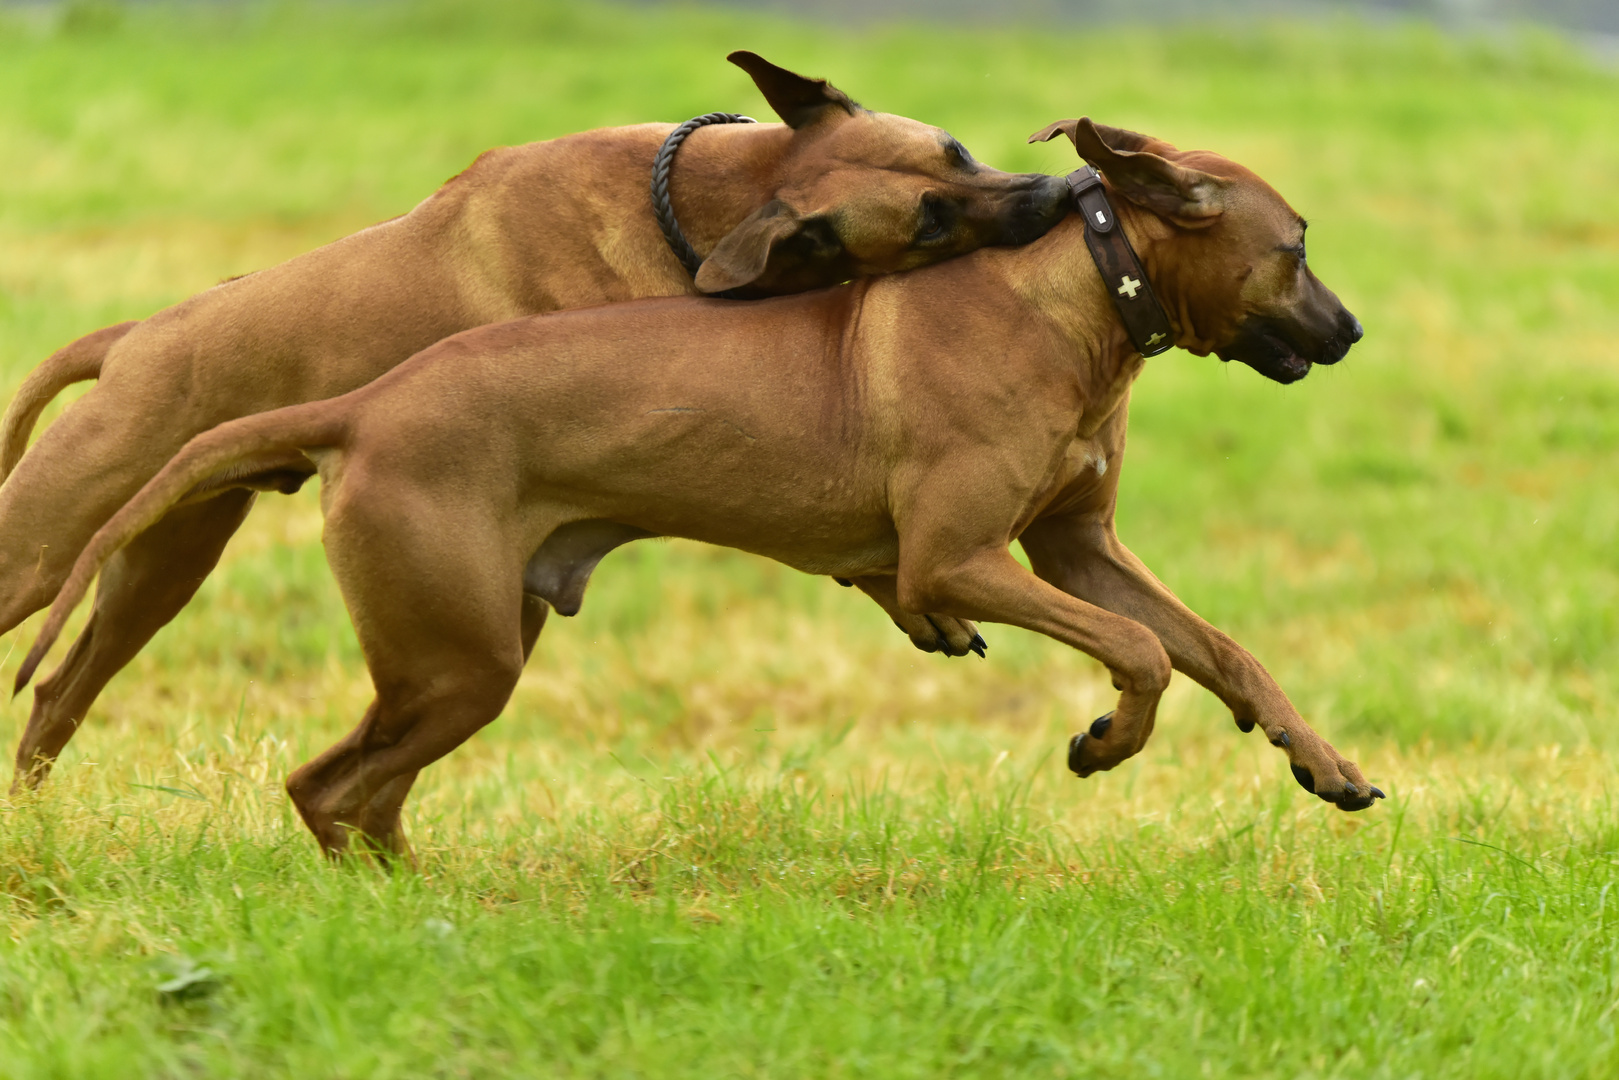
[1217,308,1363,385]
[1216,326,1313,385]
[985,174,1073,246]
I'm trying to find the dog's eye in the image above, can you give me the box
[918,201,947,242]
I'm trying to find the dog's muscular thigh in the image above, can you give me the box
[0,369,209,633]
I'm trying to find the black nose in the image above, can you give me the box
[1316,309,1363,366]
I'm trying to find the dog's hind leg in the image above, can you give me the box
[519,591,551,662]
[286,622,524,859]
[347,591,550,852]
[285,484,527,858]
[0,375,208,638]
[11,491,256,789]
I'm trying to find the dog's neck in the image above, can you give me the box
[1002,215,1146,419]
[1110,197,1225,358]
[662,122,797,258]
[1003,196,1223,421]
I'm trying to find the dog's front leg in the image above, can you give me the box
[895,543,1171,775]
[841,575,986,658]
[1019,514,1383,811]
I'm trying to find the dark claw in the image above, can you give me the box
[1067,733,1087,775]
[1370,786,1386,800]
[834,577,853,587]
[1111,677,1122,691]
[1236,717,1255,733]
[969,633,987,658]
[1089,712,1114,739]
[1271,730,1291,749]
[1290,764,1315,794]
[1335,784,1383,812]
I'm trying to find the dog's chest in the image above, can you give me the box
[1031,411,1129,522]
[1074,353,1144,441]
[1052,435,1116,499]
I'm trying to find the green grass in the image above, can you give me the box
[1,1,1617,1076]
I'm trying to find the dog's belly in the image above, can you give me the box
[522,516,900,619]
[544,496,902,582]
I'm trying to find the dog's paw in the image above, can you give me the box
[1066,712,1117,777]
[892,613,986,658]
[1267,727,1384,812]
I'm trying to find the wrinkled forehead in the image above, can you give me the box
[811,109,959,167]
[1181,148,1303,233]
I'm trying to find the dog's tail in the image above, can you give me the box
[14,400,348,695]
[0,321,139,481]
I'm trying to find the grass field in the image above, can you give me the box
[1,1,1617,1076]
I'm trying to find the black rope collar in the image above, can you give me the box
[651,112,757,277]
[1067,166,1175,357]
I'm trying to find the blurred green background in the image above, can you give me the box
[1,3,1617,1077]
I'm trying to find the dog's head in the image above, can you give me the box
[1032,118,1361,384]
[694,53,1070,296]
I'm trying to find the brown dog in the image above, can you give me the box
[0,52,1069,785]
[22,117,1380,858]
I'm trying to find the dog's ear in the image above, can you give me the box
[1030,116,1226,227]
[728,51,861,129]
[1030,118,1155,154]
[695,199,846,294]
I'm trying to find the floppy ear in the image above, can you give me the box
[1029,118,1156,154]
[728,51,861,129]
[1030,116,1226,227]
[695,200,846,295]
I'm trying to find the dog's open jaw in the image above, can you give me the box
[1217,317,1318,384]
[1215,304,1365,385]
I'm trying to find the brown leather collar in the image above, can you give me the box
[1067,167,1174,357]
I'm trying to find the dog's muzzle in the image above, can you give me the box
[1218,308,1363,385]
[989,174,1072,246]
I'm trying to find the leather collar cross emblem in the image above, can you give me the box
[1067,167,1176,357]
